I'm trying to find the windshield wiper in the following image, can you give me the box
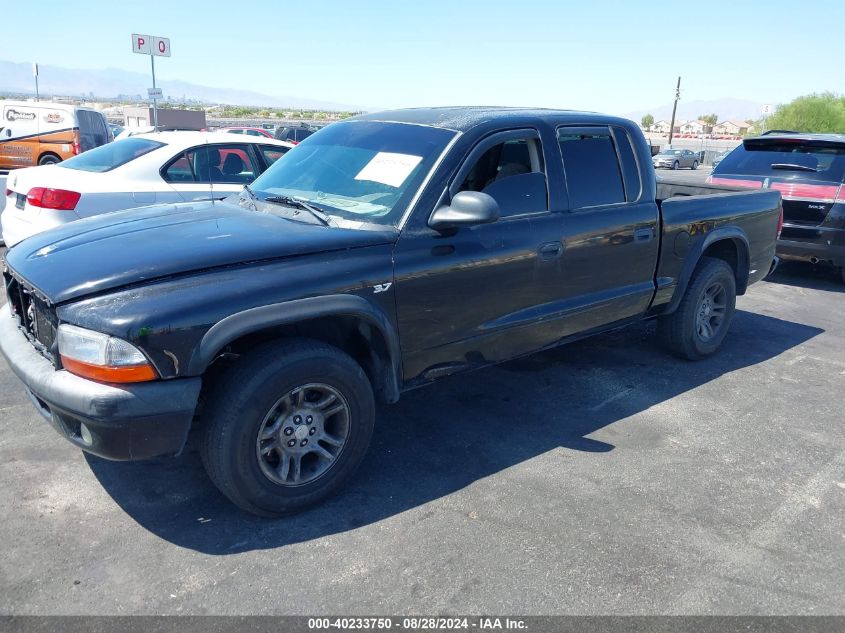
[264,195,332,226]
[243,184,258,200]
[770,163,818,172]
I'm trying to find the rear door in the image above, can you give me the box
[533,125,659,338]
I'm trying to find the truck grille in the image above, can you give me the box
[4,269,58,364]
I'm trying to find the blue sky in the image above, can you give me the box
[1,0,843,113]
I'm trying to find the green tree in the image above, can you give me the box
[764,92,845,133]
[641,114,654,130]
[699,113,718,127]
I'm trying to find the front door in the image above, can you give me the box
[393,128,566,384]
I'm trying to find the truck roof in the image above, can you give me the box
[352,106,632,132]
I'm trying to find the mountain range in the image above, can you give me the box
[621,98,766,124]
[0,60,362,111]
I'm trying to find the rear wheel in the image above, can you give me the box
[658,257,737,360]
[673,160,680,170]
[200,338,375,516]
[691,160,698,170]
[38,153,61,166]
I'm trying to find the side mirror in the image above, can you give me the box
[428,191,500,231]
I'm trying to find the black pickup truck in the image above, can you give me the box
[0,108,781,516]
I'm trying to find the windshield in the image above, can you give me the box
[714,138,845,183]
[661,149,682,155]
[248,120,456,227]
[59,137,164,172]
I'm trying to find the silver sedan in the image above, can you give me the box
[653,148,699,170]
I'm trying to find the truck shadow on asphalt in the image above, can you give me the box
[767,261,844,293]
[85,309,823,554]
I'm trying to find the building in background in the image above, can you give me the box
[123,106,206,130]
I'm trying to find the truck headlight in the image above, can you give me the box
[57,324,158,383]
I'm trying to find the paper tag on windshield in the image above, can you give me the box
[354,152,423,188]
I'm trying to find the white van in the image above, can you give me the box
[0,101,112,170]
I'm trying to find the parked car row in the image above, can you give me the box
[217,124,318,144]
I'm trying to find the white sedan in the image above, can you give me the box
[1,131,293,247]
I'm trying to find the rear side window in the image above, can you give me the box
[611,127,642,202]
[714,138,845,183]
[558,127,625,208]
[259,144,290,166]
[163,144,260,184]
[59,138,164,172]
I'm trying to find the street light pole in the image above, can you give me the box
[668,76,681,146]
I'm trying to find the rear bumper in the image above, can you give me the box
[777,229,845,268]
[0,304,202,460]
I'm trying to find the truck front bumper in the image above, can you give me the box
[0,304,202,461]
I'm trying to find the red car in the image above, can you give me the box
[216,127,275,138]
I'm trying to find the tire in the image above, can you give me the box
[200,338,375,516]
[38,153,61,166]
[691,160,698,170]
[673,161,680,170]
[658,257,737,360]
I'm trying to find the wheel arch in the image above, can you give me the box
[666,228,750,314]
[37,151,62,165]
[189,295,402,403]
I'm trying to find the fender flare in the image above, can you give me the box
[665,226,750,314]
[187,294,402,400]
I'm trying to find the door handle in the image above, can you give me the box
[634,227,654,243]
[538,241,564,259]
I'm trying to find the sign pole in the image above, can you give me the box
[150,53,158,131]
[32,63,39,102]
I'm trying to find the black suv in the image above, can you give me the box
[708,133,845,282]
[274,125,315,144]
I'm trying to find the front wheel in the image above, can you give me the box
[658,257,737,360]
[691,160,698,170]
[673,161,680,170]
[200,338,375,516]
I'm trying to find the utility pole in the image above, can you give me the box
[32,63,39,101]
[150,54,159,131]
[668,76,681,146]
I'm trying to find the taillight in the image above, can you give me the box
[776,206,784,240]
[708,176,763,189]
[837,185,845,203]
[26,187,81,210]
[4,188,12,197]
[72,138,81,155]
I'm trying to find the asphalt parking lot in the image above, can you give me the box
[0,169,843,616]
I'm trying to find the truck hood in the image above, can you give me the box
[4,199,397,304]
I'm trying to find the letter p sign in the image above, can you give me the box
[132,33,151,54]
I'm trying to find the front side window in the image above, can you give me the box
[60,137,165,173]
[558,127,625,209]
[456,136,548,217]
[162,144,260,183]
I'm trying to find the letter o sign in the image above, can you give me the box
[152,36,171,57]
